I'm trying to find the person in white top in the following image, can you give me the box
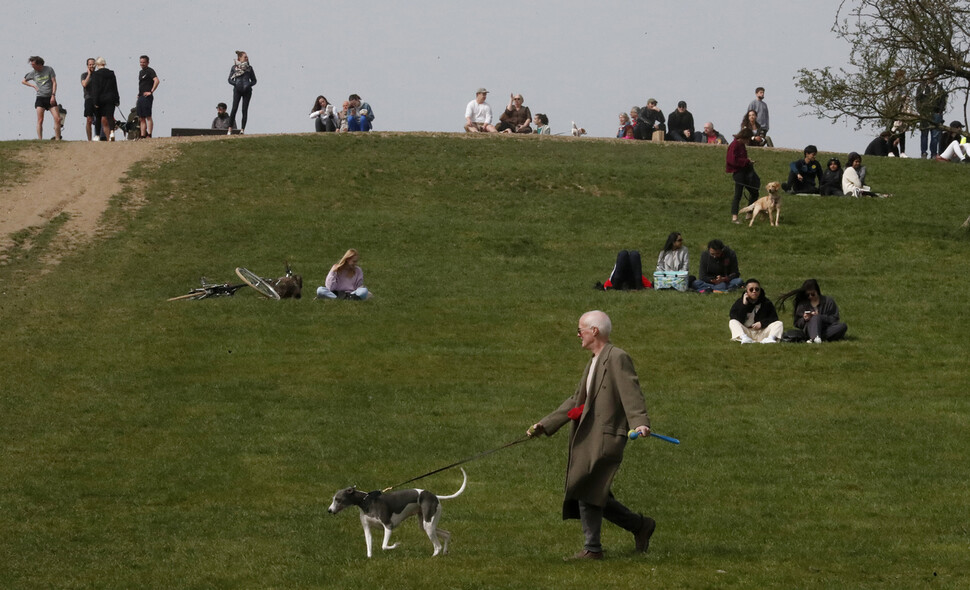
[842,152,892,198]
[464,87,497,133]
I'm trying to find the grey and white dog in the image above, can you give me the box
[328,468,467,557]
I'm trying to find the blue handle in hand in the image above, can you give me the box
[628,430,680,444]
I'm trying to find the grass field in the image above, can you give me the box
[1,133,968,589]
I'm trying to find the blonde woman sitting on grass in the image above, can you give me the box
[315,249,371,300]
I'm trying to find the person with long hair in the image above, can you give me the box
[310,95,337,132]
[227,50,257,132]
[776,279,847,343]
[656,232,688,273]
[726,128,760,224]
[315,249,371,300]
[740,110,766,146]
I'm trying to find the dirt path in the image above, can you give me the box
[0,141,162,259]
[0,136,233,265]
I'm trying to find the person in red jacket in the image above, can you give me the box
[726,128,761,224]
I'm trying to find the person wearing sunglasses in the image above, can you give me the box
[729,278,784,343]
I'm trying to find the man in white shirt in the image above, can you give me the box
[464,88,497,133]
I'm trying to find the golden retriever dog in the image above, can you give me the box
[738,181,782,226]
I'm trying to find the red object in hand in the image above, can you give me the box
[567,405,585,421]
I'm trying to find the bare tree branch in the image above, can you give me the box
[797,0,970,132]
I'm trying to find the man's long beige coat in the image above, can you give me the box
[539,343,650,517]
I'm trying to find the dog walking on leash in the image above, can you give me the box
[328,468,467,558]
[528,310,656,561]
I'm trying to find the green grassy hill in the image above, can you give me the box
[1,134,968,589]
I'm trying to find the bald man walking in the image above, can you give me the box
[529,310,656,560]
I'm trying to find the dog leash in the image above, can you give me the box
[380,435,533,493]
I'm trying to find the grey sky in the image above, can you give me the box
[3,1,889,153]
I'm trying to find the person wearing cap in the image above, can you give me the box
[635,98,665,141]
[465,88,497,133]
[935,121,969,163]
[666,101,695,142]
[212,102,231,130]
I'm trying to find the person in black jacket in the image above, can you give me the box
[693,239,742,292]
[228,50,257,132]
[782,145,823,194]
[89,57,119,141]
[776,279,847,343]
[635,98,665,140]
[819,157,844,196]
[864,131,898,157]
[728,278,783,343]
[666,101,694,142]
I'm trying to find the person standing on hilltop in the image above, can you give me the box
[136,55,159,139]
[746,86,769,137]
[228,51,256,134]
[21,56,62,140]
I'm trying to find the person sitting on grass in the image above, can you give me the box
[315,249,371,300]
[464,88,497,133]
[692,239,742,293]
[534,113,551,135]
[935,121,969,163]
[740,110,767,147]
[842,152,891,197]
[695,122,727,145]
[496,93,533,134]
[666,100,695,142]
[819,157,844,196]
[776,278,847,343]
[782,145,823,194]
[729,278,783,344]
[656,231,689,273]
[617,112,634,139]
[654,232,693,291]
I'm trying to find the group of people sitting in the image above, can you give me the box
[463,88,550,135]
[598,234,847,344]
[863,121,969,163]
[307,94,375,133]
[780,145,890,197]
[616,87,773,147]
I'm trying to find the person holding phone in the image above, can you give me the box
[728,278,784,343]
[776,279,847,343]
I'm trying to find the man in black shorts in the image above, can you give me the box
[136,55,159,139]
[21,56,61,140]
[81,58,101,141]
